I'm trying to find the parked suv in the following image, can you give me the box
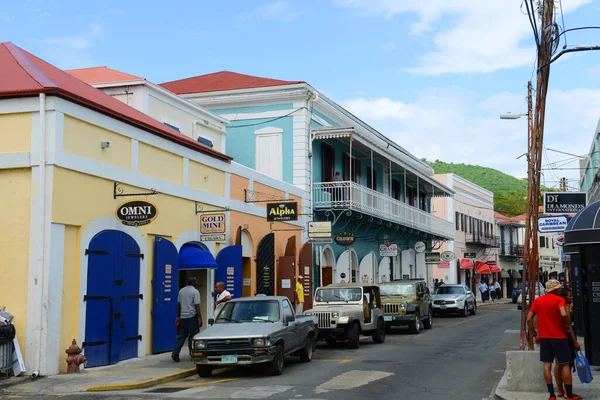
[380,280,433,334]
[303,283,386,349]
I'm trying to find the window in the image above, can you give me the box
[163,121,180,132]
[469,216,472,233]
[367,166,378,190]
[255,127,283,180]
[540,236,546,248]
[282,299,294,318]
[455,212,460,231]
[343,153,361,183]
[419,191,427,211]
[322,143,335,182]
[391,179,401,200]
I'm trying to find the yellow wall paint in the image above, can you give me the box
[0,112,32,152]
[188,161,225,196]
[58,225,80,373]
[138,143,183,185]
[63,116,131,169]
[0,168,31,358]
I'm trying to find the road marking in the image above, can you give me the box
[318,370,393,391]
[230,385,293,399]
[315,359,352,364]
[165,378,238,387]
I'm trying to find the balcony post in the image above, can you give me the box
[349,137,353,203]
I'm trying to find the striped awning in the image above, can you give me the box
[312,127,354,140]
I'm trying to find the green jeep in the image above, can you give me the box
[380,280,433,334]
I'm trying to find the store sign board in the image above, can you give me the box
[425,252,441,263]
[308,221,332,238]
[464,252,477,259]
[335,232,355,246]
[441,251,456,261]
[266,202,298,222]
[414,241,426,253]
[438,261,450,269]
[200,213,226,234]
[538,215,568,233]
[116,200,158,227]
[553,234,565,247]
[380,243,398,257]
[200,234,226,242]
[543,192,586,215]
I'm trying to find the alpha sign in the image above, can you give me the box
[538,215,568,233]
[266,202,298,222]
[543,192,586,215]
[116,200,158,227]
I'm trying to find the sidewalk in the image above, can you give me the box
[0,352,198,394]
[479,298,513,307]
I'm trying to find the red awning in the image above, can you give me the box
[460,259,473,269]
[475,261,491,274]
[490,265,501,273]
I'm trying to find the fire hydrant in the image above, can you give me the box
[65,339,86,373]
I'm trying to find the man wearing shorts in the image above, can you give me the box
[527,279,581,400]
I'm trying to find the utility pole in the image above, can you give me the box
[561,177,567,192]
[521,0,555,351]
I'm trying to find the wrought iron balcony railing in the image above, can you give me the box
[312,181,454,239]
[465,233,500,248]
[499,244,524,258]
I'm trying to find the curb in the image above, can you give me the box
[0,376,35,391]
[83,368,196,392]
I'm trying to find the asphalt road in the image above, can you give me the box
[1,303,521,400]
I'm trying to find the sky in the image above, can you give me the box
[2,0,600,188]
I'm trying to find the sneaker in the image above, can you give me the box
[172,354,180,362]
[548,396,557,400]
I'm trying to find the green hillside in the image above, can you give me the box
[426,160,556,217]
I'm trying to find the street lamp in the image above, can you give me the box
[500,112,528,120]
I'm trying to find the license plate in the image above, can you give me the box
[221,355,238,364]
[440,305,447,310]
[384,316,392,321]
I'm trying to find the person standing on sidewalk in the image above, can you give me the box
[527,279,581,400]
[479,280,488,303]
[172,276,202,362]
[214,282,232,318]
[295,275,305,315]
[494,281,502,299]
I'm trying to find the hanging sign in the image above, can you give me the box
[201,213,226,234]
[308,221,332,238]
[425,252,441,263]
[116,200,158,226]
[438,261,450,269]
[414,241,426,253]
[553,234,565,247]
[543,192,586,215]
[266,202,298,222]
[379,243,398,257]
[464,252,477,259]
[441,251,456,261]
[538,215,568,233]
[335,232,355,246]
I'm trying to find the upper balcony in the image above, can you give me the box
[499,244,524,260]
[466,232,500,248]
[313,181,454,240]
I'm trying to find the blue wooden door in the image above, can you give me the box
[152,237,179,353]
[84,230,141,367]
[216,245,242,300]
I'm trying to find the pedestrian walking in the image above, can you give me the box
[490,281,497,302]
[214,281,232,318]
[434,278,440,291]
[494,281,502,299]
[527,279,581,400]
[172,276,202,362]
[295,275,305,315]
[554,287,581,399]
[479,280,488,303]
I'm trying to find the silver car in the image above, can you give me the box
[431,284,476,317]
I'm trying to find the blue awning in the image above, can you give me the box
[179,244,218,269]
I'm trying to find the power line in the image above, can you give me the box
[227,107,308,128]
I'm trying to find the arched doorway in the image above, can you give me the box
[336,249,358,283]
[320,245,335,287]
[238,229,253,297]
[378,257,390,283]
[359,252,377,283]
[178,241,218,322]
[256,233,275,295]
[84,230,142,367]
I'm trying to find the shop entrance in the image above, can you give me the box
[299,242,313,310]
[239,229,253,297]
[256,233,275,295]
[320,246,335,287]
[84,230,142,367]
[178,242,217,320]
[277,236,296,305]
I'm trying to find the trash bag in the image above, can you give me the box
[0,324,16,345]
[575,351,594,384]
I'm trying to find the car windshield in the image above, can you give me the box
[315,288,363,302]
[436,286,465,295]
[215,300,279,323]
[380,284,415,297]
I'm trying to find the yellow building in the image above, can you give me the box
[0,43,307,376]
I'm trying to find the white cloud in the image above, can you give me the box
[238,1,303,22]
[341,87,600,183]
[335,0,592,75]
[42,24,102,69]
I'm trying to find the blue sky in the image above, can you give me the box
[2,0,600,187]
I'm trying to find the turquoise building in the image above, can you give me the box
[161,72,454,291]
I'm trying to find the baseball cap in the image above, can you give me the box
[545,279,563,293]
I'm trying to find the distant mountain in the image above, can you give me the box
[426,160,557,217]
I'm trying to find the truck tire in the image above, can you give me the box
[196,365,213,378]
[347,323,360,349]
[268,345,284,376]
[372,319,386,344]
[299,336,314,362]
[423,309,433,329]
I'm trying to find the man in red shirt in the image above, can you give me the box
[527,279,581,400]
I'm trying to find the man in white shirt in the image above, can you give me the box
[214,282,232,318]
[479,281,489,303]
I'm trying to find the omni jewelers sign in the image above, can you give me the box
[116,201,158,226]
[543,192,587,215]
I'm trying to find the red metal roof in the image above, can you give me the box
[0,42,231,162]
[66,66,143,85]
[160,71,304,95]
